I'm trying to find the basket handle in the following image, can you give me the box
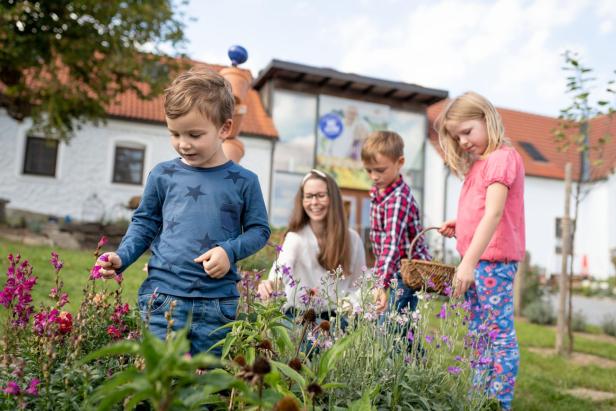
[408,226,441,259]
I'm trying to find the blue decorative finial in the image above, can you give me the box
[228,45,248,67]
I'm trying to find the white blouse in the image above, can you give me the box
[268,225,367,311]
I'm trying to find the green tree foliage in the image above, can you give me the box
[0,0,189,141]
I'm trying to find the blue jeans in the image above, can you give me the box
[388,273,419,313]
[137,292,239,357]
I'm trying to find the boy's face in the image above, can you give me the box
[363,153,405,191]
[167,107,232,168]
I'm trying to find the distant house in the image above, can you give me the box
[0,64,277,224]
[424,102,616,279]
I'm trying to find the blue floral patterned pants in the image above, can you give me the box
[465,261,519,410]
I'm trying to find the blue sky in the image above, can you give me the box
[180,0,615,117]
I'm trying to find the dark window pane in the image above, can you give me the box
[113,146,145,185]
[519,141,548,162]
[23,136,58,176]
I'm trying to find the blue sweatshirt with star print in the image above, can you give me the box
[116,158,271,298]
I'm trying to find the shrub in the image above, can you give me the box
[571,310,587,332]
[522,299,556,325]
[601,313,616,337]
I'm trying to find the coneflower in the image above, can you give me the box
[288,357,302,372]
[257,339,273,352]
[252,356,271,375]
[307,382,323,397]
[302,308,317,324]
[273,396,300,411]
[318,320,330,333]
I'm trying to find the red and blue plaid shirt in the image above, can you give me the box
[369,176,431,288]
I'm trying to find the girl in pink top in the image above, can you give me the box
[435,92,525,410]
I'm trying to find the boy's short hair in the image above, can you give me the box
[360,130,404,163]
[164,66,235,127]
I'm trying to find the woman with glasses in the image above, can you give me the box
[258,169,366,321]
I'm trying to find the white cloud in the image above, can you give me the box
[330,0,597,115]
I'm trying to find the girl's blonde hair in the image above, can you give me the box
[286,170,351,275]
[435,91,507,176]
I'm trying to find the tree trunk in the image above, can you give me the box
[514,252,529,316]
[556,163,572,356]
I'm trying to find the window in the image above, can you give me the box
[23,136,59,177]
[519,142,548,162]
[113,145,145,185]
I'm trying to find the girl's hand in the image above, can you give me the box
[438,219,456,238]
[97,252,122,279]
[453,263,475,298]
[194,247,230,278]
[257,280,274,300]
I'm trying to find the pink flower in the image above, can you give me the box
[484,277,497,288]
[436,303,447,319]
[58,292,69,308]
[25,378,40,396]
[3,380,20,395]
[50,252,63,271]
[89,265,102,280]
[97,236,108,248]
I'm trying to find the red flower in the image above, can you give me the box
[56,311,73,334]
[107,325,122,339]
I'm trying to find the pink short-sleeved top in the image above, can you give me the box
[455,145,525,262]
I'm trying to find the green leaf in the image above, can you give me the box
[79,341,139,364]
[317,333,357,383]
[271,360,306,387]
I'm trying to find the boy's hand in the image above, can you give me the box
[453,263,475,298]
[375,288,388,314]
[257,280,274,300]
[194,247,230,279]
[438,219,456,238]
[97,252,122,279]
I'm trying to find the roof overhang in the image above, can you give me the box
[254,59,448,106]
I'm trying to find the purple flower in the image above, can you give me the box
[441,335,450,344]
[58,292,69,308]
[89,265,102,280]
[488,328,499,340]
[447,366,461,375]
[3,380,20,395]
[425,335,433,344]
[25,378,40,396]
[443,285,452,296]
[99,254,109,262]
[1,254,37,327]
[455,355,463,362]
[436,303,447,319]
[50,252,63,271]
[407,329,414,342]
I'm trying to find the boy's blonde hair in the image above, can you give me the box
[435,91,506,177]
[360,130,404,163]
[164,66,235,127]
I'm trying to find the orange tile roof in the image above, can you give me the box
[427,101,615,181]
[106,62,278,139]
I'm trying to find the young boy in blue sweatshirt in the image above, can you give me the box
[96,67,271,356]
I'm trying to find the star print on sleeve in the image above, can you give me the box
[165,218,180,232]
[162,165,179,177]
[198,233,216,251]
[185,185,206,201]
[224,170,247,184]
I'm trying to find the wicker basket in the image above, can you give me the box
[400,226,456,295]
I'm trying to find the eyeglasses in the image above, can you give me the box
[301,169,328,186]
[303,192,329,201]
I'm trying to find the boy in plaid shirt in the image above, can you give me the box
[361,131,431,314]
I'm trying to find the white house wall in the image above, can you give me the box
[0,111,273,223]
[237,136,273,211]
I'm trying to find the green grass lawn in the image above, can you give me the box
[1,237,615,410]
